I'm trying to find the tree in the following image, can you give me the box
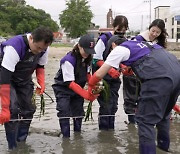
[0,0,59,36]
[59,0,93,38]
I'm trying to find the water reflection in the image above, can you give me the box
[61,133,86,154]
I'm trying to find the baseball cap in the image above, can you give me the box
[106,35,127,51]
[79,34,95,54]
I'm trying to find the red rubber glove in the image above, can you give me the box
[108,68,120,78]
[36,68,45,95]
[69,81,99,102]
[120,64,133,76]
[88,73,101,94]
[97,60,120,78]
[96,60,104,67]
[173,104,180,114]
[87,73,92,83]
[0,84,10,124]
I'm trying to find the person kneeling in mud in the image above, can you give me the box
[52,34,98,138]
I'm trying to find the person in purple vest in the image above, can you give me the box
[123,19,168,124]
[52,34,98,138]
[92,15,129,130]
[88,38,180,153]
[0,26,53,149]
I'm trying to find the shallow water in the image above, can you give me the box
[0,48,180,154]
[1,86,180,154]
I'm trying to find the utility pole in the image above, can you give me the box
[144,0,152,25]
[141,15,143,31]
[149,0,151,24]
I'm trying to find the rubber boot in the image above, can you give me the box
[59,118,70,138]
[73,118,82,132]
[139,143,156,154]
[17,121,31,142]
[109,116,115,129]
[98,116,109,130]
[4,122,18,150]
[128,115,135,124]
[157,131,170,152]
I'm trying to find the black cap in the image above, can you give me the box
[106,35,127,51]
[79,34,95,54]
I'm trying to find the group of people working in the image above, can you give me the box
[0,15,180,154]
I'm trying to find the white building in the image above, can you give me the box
[154,3,180,42]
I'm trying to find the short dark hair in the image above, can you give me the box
[149,19,168,48]
[112,15,129,31]
[106,35,127,52]
[31,26,54,44]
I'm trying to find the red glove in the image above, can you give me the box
[108,68,120,78]
[96,60,104,67]
[69,81,98,102]
[87,73,92,83]
[97,60,120,78]
[120,64,133,76]
[36,68,45,95]
[0,84,10,124]
[173,104,180,114]
[88,73,101,94]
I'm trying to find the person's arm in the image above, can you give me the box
[35,48,49,94]
[61,61,98,101]
[88,46,130,93]
[0,46,19,124]
[0,67,12,124]
[69,81,98,102]
[35,65,45,95]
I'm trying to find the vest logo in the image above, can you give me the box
[26,56,35,62]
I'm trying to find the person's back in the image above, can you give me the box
[88,39,180,153]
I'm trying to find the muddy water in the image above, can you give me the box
[0,47,180,154]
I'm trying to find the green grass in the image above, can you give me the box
[51,42,73,48]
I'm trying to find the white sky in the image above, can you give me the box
[25,0,179,31]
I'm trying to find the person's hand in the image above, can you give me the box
[36,68,45,95]
[120,64,133,76]
[84,91,99,102]
[69,81,99,101]
[88,73,101,94]
[0,84,10,124]
[108,68,120,78]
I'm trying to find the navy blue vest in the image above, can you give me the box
[0,35,46,85]
[53,51,88,95]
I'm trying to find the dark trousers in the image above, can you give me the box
[56,94,84,137]
[5,83,35,149]
[98,80,120,130]
[123,75,140,114]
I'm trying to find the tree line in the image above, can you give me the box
[0,0,59,37]
[0,0,94,39]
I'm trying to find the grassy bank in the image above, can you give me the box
[51,42,73,48]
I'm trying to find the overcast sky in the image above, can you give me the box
[25,0,179,31]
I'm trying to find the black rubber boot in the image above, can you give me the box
[139,143,156,154]
[128,115,135,124]
[73,118,82,132]
[17,121,31,142]
[157,131,170,152]
[109,116,115,129]
[5,122,18,150]
[59,119,70,138]
[98,116,109,130]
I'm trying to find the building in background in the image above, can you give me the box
[154,5,180,42]
[107,9,113,28]
[88,8,114,41]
